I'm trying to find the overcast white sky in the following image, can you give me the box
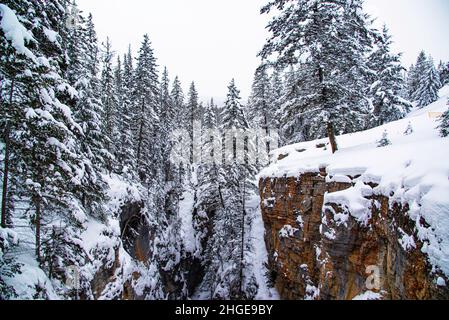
[77,0,449,103]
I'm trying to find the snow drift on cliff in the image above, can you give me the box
[259,86,449,279]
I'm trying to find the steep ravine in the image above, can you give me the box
[259,170,449,300]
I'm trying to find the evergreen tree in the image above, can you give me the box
[115,46,136,177]
[438,61,449,87]
[186,82,200,165]
[404,122,414,136]
[276,65,306,143]
[439,104,449,137]
[260,0,376,149]
[170,76,188,181]
[171,76,184,127]
[132,34,160,183]
[415,57,441,108]
[100,37,118,164]
[159,67,179,185]
[406,64,416,101]
[194,99,224,290]
[248,63,274,161]
[201,79,257,299]
[408,51,428,101]
[269,66,284,132]
[1,0,88,262]
[368,26,412,125]
[66,8,109,215]
[377,130,392,147]
[221,79,249,130]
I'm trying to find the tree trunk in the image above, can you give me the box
[136,99,145,174]
[1,123,10,228]
[264,114,271,160]
[239,180,246,298]
[327,121,338,154]
[1,78,15,228]
[35,198,42,260]
[1,124,10,228]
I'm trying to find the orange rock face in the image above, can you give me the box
[259,172,449,300]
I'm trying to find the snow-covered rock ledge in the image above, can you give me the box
[258,87,449,300]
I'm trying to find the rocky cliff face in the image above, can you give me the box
[259,170,449,300]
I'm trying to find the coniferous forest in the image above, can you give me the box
[1,0,449,301]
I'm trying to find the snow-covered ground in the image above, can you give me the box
[260,86,449,279]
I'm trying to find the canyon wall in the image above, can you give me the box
[259,170,449,300]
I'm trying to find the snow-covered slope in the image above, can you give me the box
[259,86,449,277]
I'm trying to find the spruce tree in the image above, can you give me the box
[100,37,118,165]
[133,34,160,183]
[159,67,179,185]
[269,66,284,133]
[404,122,414,136]
[66,9,109,215]
[438,61,449,87]
[248,63,273,161]
[115,46,136,177]
[439,105,449,137]
[409,51,429,101]
[415,58,441,108]
[202,79,257,299]
[194,99,224,286]
[0,0,88,261]
[171,76,184,127]
[186,82,200,165]
[260,0,375,149]
[170,76,188,181]
[377,130,392,147]
[368,26,412,125]
[221,79,249,130]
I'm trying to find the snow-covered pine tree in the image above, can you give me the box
[368,26,412,125]
[408,51,428,101]
[438,61,449,88]
[171,76,184,128]
[404,122,414,136]
[202,79,257,300]
[194,99,225,293]
[439,104,449,137]
[406,64,416,100]
[159,67,183,222]
[115,46,136,177]
[65,9,109,216]
[186,82,200,165]
[0,0,89,264]
[160,68,186,201]
[170,76,188,182]
[221,79,249,131]
[0,1,36,228]
[248,63,274,163]
[199,99,222,203]
[160,68,174,128]
[66,2,86,86]
[100,37,118,168]
[269,66,284,133]
[260,0,376,150]
[377,130,392,147]
[114,56,123,121]
[276,65,305,143]
[132,34,160,183]
[415,57,441,108]
[159,67,176,180]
